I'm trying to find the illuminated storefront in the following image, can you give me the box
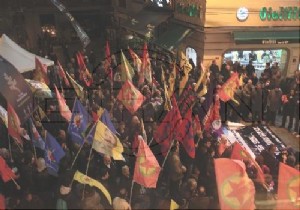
[203,0,300,77]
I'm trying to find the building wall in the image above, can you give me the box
[204,0,300,77]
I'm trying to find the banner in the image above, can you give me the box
[50,0,90,48]
[229,125,286,157]
[0,57,34,125]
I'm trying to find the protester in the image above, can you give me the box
[0,41,299,210]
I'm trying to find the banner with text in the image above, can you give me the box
[0,57,34,125]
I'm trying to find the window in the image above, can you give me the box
[118,0,126,8]
[186,47,197,67]
[151,0,170,8]
[223,49,288,77]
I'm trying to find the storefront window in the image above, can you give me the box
[186,47,197,67]
[223,49,288,72]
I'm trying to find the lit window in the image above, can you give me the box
[186,47,197,67]
[151,0,170,7]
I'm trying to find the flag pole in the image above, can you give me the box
[69,121,97,169]
[129,180,134,205]
[81,121,99,199]
[8,133,13,163]
[9,174,21,190]
[161,139,175,168]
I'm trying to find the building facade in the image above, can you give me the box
[203,0,300,77]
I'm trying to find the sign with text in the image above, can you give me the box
[206,0,300,27]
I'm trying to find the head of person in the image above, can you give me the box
[103,155,111,166]
[268,144,276,155]
[122,165,130,178]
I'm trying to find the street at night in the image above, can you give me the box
[0,0,299,209]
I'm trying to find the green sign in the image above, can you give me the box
[260,7,300,21]
[176,3,200,18]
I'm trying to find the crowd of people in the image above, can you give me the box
[0,44,299,210]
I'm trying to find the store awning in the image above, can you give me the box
[121,8,171,36]
[234,31,300,44]
[155,22,194,51]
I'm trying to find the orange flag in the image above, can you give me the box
[76,52,93,86]
[140,43,152,85]
[277,163,300,210]
[203,96,220,132]
[54,85,72,122]
[215,158,255,210]
[7,104,22,145]
[57,60,70,87]
[34,57,49,85]
[117,80,145,114]
[128,47,142,73]
[0,156,17,183]
[218,72,240,103]
[133,136,161,188]
[231,142,265,185]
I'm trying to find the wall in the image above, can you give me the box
[205,0,300,27]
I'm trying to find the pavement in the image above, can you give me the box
[269,115,300,152]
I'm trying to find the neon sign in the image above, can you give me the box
[260,7,300,21]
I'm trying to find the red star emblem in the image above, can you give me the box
[221,175,253,209]
[138,156,156,177]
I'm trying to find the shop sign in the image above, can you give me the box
[236,39,298,45]
[260,7,300,21]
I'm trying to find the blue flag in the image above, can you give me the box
[29,118,45,150]
[68,99,91,144]
[101,109,117,134]
[44,131,65,176]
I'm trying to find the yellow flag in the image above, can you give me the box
[194,62,206,91]
[161,66,172,111]
[170,199,179,210]
[74,171,112,205]
[92,121,124,160]
[120,50,135,82]
[179,52,192,95]
[168,62,176,97]
[66,71,84,99]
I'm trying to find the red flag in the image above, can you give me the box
[154,97,182,156]
[57,60,70,87]
[139,43,152,85]
[218,72,240,103]
[231,142,265,184]
[203,96,220,131]
[104,41,113,81]
[193,115,202,134]
[0,156,17,183]
[34,57,49,85]
[117,80,145,114]
[277,163,300,210]
[54,85,72,122]
[7,104,22,145]
[76,52,93,87]
[176,108,195,158]
[105,41,111,65]
[133,136,161,188]
[215,158,255,210]
[0,194,5,210]
[128,47,142,73]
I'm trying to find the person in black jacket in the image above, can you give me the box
[281,89,296,131]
